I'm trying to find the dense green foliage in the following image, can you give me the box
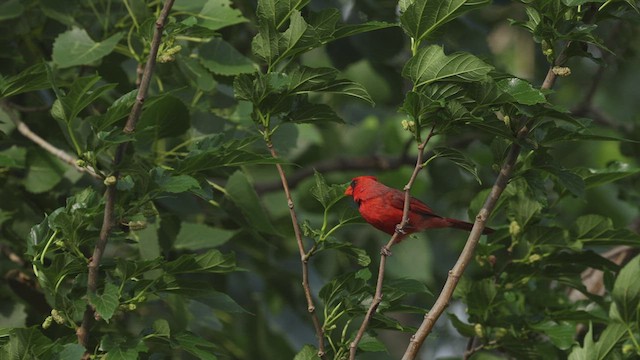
[1,0,639,359]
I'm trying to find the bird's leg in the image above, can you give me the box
[380,246,392,256]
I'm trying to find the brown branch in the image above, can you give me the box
[254,134,479,195]
[76,0,175,348]
[266,141,326,357]
[401,44,567,360]
[349,123,437,360]
[0,100,102,179]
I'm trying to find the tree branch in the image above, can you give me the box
[76,0,175,348]
[349,123,437,360]
[401,43,567,360]
[266,141,326,357]
[0,100,102,179]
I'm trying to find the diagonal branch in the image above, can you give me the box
[76,0,175,348]
[0,100,102,179]
[349,123,437,360]
[266,140,326,358]
[401,38,571,360]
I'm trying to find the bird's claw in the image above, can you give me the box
[395,223,407,235]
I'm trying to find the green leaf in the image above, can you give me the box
[174,222,236,250]
[574,215,640,246]
[199,38,257,75]
[52,27,123,68]
[173,333,219,360]
[400,0,490,41]
[88,282,120,322]
[497,78,547,105]
[53,75,116,124]
[402,45,493,87]
[294,345,321,360]
[582,162,640,189]
[0,0,24,21]
[59,343,87,360]
[530,321,575,350]
[287,102,343,123]
[256,0,310,30]
[310,171,346,209]
[431,147,481,184]
[98,90,137,130]
[225,171,280,235]
[195,0,248,31]
[2,328,52,360]
[0,63,50,98]
[153,319,171,337]
[323,240,371,267]
[23,149,66,194]
[612,254,640,322]
[138,95,190,139]
[164,249,236,274]
[0,146,26,169]
[178,57,217,91]
[153,168,201,193]
[538,165,585,197]
[358,334,387,352]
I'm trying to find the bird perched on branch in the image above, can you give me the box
[344,176,494,242]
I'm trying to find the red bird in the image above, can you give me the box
[344,176,493,242]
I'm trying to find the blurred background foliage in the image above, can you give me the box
[0,0,639,359]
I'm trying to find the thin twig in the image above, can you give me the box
[0,100,102,179]
[349,123,437,360]
[401,42,568,360]
[76,0,175,348]
[266,141,326,357]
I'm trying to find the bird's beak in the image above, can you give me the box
[344,185,353,196]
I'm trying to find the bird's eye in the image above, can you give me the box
[350,180,357,188]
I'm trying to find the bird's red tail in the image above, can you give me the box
[445,218,495,235]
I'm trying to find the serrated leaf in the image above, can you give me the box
[3,328,52,360]
[173,333,219,360]
[174,222,236,250]
[153,319,170,337]
[199,38,257,75]
[400,0,490,41]
[497,78,547,105]
[154,171,201,193]
[402,45,493,87]
[224,170,280,235]
[196,0,248,31]
[98,90,137,130]
[358,334,387,351]
[256,0,310,30]
[612,255,640,322]
[294,345,321,360]
[574,215,640,246]
[583,162,640,189]
[287,102,343,123]
[530,321,575,350]
[179,57,217,91]
[59,343,87,360]
[23,149,66,194]
[431,147,481,184]
[0,63,50,97]
[310,171,347,209]
[53,75,116,124]
[89,282,120,322]
[52,27,123,68]
[323,241,371,266]
[538,165,585,197]
[138,95,190,139]
[164,249,236,274]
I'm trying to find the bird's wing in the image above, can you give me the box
[389,191,441,218]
